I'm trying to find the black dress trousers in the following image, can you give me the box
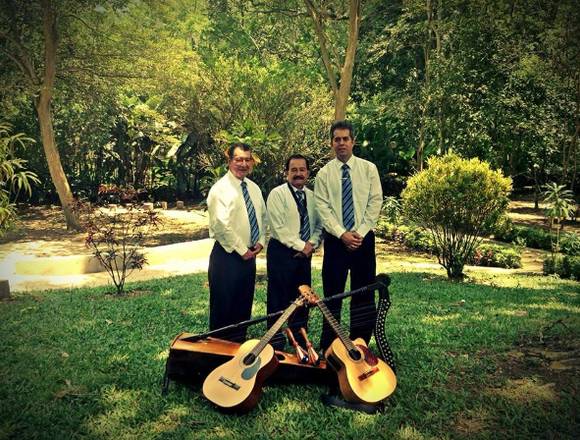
[266,238,311,350]
[319,231,377,352]
[208,241,256,342]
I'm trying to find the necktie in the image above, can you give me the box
[342,164,355,230]
[241,181,259,246]
[296,190,310,241]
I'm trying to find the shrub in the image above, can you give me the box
[381,196,402,225]
[76,194,161,295]
[0,123,39,236]
[470,244,522,269]
[543,255,580,280]
[561,233,580,256]
[402,153,512,280]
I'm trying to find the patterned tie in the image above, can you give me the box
[342,164,355,230]
[241,181,260,246]
[296,190,310,241]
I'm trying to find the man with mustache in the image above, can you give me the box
[266,154,322,350]
[315,120,383,353]
[206,143,268,342]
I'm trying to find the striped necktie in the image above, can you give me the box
[296,190,310,241]
[342,164,355,230]
[241,181,259,246]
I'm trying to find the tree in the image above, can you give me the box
[0,0,81,229]
[303,0,361,120]
[402,153,512,280]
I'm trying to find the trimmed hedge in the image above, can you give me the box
[494,220,580,256]
[543,255,580,280]
[376,220,522,269]
[469,244,522,269]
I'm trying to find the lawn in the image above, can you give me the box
[0,268,578,439]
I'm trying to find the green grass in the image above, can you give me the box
[0,269,578,439]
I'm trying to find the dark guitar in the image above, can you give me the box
[299,285,397,404]
[202,296,305,412]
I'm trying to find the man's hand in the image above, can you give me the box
[340,231,363,251]
[251,243,264,257]
[241,249,255,260]
[301,241,314,258]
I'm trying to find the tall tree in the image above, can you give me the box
[0,0,80,229]
[303,0,361,120]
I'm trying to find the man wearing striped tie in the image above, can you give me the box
[206,143,268,342]
[314,120,383,353]
[266,154,323,350]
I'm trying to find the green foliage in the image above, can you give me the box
[494,223,580,256]
[402,153,512,279]
[380,196,403,225]
[561,233,580,257]
[0,122,40,235]
[543,254,580,280]
[542,182,577,253]
[470,244,522,269]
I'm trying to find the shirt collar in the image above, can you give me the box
[333,155,356,170]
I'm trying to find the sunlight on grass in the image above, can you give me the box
[145,405,189,435]
[421,313,461,324]
[526,303,580,314]
[489,378,558,404]
[86,386,143,436]
[396,425,427,440]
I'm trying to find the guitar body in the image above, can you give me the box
[325,337,397,404]
[202,339,278,412]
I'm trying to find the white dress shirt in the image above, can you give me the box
[207,171,268,256]
[314,155,383,239]
[267,183,323,252]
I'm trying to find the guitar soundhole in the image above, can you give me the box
[243,353,256,365]
[348,348,362,361]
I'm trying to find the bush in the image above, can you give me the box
[543,255,580,279]
[494,223,578,255]
[402,153,512,279]
[470,244,522,269]
[561,233,580,256]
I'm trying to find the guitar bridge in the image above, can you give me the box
[357,367,379,381]
[219,376,241,390]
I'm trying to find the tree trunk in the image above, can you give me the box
[38,0,81,230]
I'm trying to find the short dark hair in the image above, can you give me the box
[227,142,251,160]
[330,120,354,141]
[284,154,310,172]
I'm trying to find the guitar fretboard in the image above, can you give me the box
[315,300,357,353]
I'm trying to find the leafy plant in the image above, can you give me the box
[381,196,403,225]
[542,182,576,253]
[470,244,522,269]
[0,123,40,235]
[402,153,512,279]
[77,190,161,295]
[543,254,580,280]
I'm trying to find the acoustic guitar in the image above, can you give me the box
[202,296,305,412]
[299,285,397,404]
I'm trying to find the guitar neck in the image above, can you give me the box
[251,302,300,357]
[315,300,356,352]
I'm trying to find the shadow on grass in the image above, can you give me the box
[0,270,578,439]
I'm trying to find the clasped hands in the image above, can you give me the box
[293,241,314,259]
[341,231,363,251]
[241,243,263,260]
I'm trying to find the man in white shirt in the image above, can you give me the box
[266,154,322,350]
[206,143,268,342]
[314,120,383,352]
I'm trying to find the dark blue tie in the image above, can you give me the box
[296,190,310,241]
[342,164,354,230]
[241,181,259,246]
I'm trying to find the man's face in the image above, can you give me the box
[286,158,309,189]
[228,147,254,180]
[331,128,354,162]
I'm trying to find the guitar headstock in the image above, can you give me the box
[298,285,319,305]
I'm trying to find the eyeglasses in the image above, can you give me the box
[232,157,254,164]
